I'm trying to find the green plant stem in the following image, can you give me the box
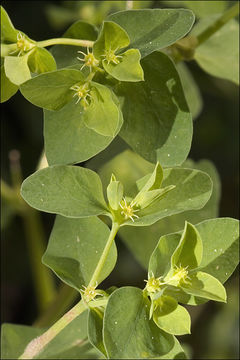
[18,300,87,359]
[37,38,94,48]
[22,207,57,313]
[18,220,120,358]
[196,3,239,46]
[34,284,79,328]
[88,221,120,287]
[1,179,24,213]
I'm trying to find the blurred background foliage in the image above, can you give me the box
[1,1,239,359]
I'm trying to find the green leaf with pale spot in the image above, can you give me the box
[192,16,239,85]
[153,296,191,335]
[28,47,57,74]
[182,271,227,303]
[83,82,120,137]
[117,51,192,167]
[93,21,130,59]
[102,48,144,82]
[108,9,195,58]
[88,308,107,357]
[20,165,108,218]
[171,222,203,270]
[103,287,174,358]
[42,216,117,290]
[0,64,18,102]
[4,53,31,85]
[1,314,99,359]
[1,6,18,43]
[20,69,84,110]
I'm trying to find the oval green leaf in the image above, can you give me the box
[20,165,108,218]
[42,216,117,290]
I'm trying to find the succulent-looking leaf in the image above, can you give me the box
[20,69,85,110]
[103,287,174,358]
[93,21,130,59]
[182,271,227,303]
[108,9,195,58]
[0,64,18,102]
[153,297,191,335]
[4,53,32,85]
[20,165,108,218]
[158,336,187,359]
[82,82,120,137]
[42,216,117,290]
[171,222,203,270]
[1,6,18,43]
[107,177,124,210]
[88,308,107,357]
[117,51,192,167]
[28,47,57,74]
[192,15,239,85]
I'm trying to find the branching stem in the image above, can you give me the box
[36,38,94,48]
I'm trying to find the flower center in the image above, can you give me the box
[169,265,190,286]
[119,198,139,222]
[145,277,162,293]
[77,49,99,70]
[81,285,97,303]
[70,83,92,108]
[102,48,123,65]
[16,32,35,54]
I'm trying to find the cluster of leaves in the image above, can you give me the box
[1,3,239,360]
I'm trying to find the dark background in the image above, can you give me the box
[1,1,239,359]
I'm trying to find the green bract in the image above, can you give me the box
[93,21,144,82]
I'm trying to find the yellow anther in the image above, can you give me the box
[15,32,35,56]
[145,276,162,293]
[77,47,99,71]
[169,265,191,286]
[101,47,123,65]
[70,83,92,108]
[119,198,139,222]
[81,285,97,303]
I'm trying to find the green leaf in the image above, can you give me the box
[107,176,124,210]
[50,20,98,69]
[4,53,31,85]
[136,162,163,195]
[0,6,18,43]
[28,47,57,74]
[108,9,195,58]
[149,233,181,279]
[20,165,108,218]
[195,217,239,284]
[176,62,203,120]
[20,69,84,110]
[171,222,203,270]
[102,48,144,82]
[44,100,122,166]
[1,313,99,359]
[103,287,174,358]
[192,16,239,85]
[0,64,18,102]
[93,21,130,59]
[42,216,117,291]
[88,308,107,357]
[117,51,192,167]
[83,82,120,137]
[182,271,227,303]
[123,167,212,227]
[158,336,187,359]
[153,297,191,335]
[98,152,220,268]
